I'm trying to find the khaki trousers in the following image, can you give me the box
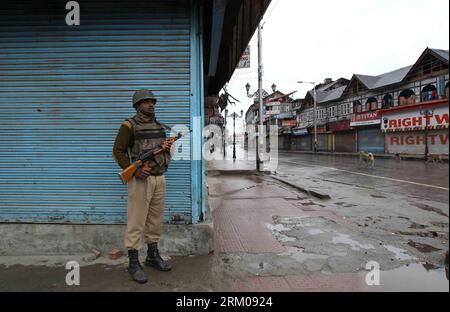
[124,175,166,251]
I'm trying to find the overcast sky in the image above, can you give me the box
[224,0,449,128]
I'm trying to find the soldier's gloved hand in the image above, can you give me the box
[161,141,173,151]
[135,167,151,180]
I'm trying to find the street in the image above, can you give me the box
[0,148,448,292]
[207,146,449,291]
[275,151,449,244]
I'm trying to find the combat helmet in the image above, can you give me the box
[132,89,157,108]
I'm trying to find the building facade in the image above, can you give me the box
[0,0,271,227]
[292,48,449,156]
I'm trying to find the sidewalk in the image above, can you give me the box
[206,156,449,292]
[206,159,372,292]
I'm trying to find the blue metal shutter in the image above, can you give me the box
[358,127,385,154]
[0,1,195,224]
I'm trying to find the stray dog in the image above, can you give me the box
[359,151,375,168]
[394,153,402,162]
[425,153,444,164]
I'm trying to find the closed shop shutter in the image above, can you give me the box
[295,136,311,151]
[358,127,385,154]
[335,131,356,152]
[278,135,290,150]
[0,1,196,224]
[316,134,328,151]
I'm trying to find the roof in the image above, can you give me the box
[371,65,413,89]
[300,47,449,107]
[320,85,347,103]
[355,74,379,89]
[431,48,449,62]
[350,48,448,92]
[306,83,348,104]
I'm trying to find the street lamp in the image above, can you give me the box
[223,109,228,158]
[227,110,244,162]
[298,81,317,152]
[420,108,435,157]
[246,82,264,170]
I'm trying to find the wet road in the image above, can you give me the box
[276,151,449,203]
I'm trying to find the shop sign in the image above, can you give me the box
[293,128,309,136]
[281,119,297,127]
[350,111,381,127]
[381,105,449,132]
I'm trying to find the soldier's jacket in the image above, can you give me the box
[112,116,171,175]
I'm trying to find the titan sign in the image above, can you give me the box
[350,111,381,127]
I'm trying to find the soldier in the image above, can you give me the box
[113,89,173,284]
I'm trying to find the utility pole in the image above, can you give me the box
[245,24,264,171]
[223,109,228,159]
[420,109,434,157]
[257,23,264,170]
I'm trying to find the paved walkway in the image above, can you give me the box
[206,159,372,292]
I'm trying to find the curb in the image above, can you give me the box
[206,169,259,176]
[270,175,331,200]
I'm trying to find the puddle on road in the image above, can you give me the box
[382,244,417,261]
[330,234,375,251]
[375,263,449,292]
[308,229,325,235]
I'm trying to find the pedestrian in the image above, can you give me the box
[112,89,173,284]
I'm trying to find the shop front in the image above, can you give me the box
[310,126,330,151]
[330,120,356,152]
[291,128,311,151]
[351,111,384,154]
[381,100,449,155]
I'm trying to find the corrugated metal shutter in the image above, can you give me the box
[358,127,385,154]
[0,1,195,224]
[335,131,356,152]
[316,134,328,151]
[294,136,311,151]
[278,135,289,150]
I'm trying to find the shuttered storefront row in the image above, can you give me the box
[0,1,198,224]
[357,127,385,154]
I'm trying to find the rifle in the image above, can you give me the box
[118,131,189,185]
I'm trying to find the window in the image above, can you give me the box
[421,84,438,102]
[346,103,353,115]
[382,94,394,109]
[366,97,378,111]
[353,100,362,113]
[398,89,415,106]
[329,106,336,117]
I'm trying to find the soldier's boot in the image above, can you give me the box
[145,242,172,272]
[127,249,148,284]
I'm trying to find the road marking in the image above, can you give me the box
[281,160,449,191]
